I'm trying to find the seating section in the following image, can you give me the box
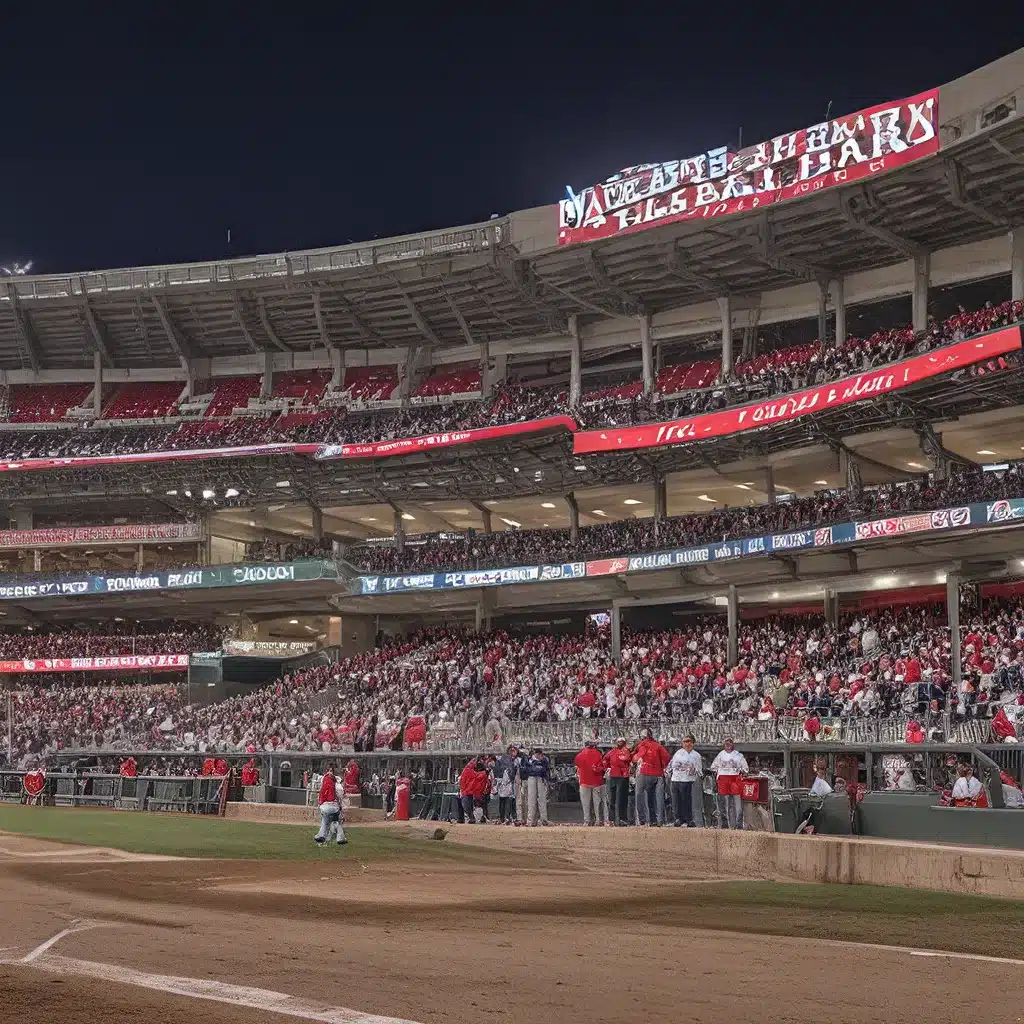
[205,376,262,417]
[341,366,399,402]
[582,380,644,403]
[7,596,1024,765]
[271,370,332,405]
[412,364,482,400]
[657,359,720,395]
[103,382,184,420]
[6,384,92,423]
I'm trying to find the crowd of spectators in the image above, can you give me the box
[243,537,334,562]
[0,619,224,659]
[350,461,1024,574]
[6,597,1024,766]
[0,300,1018,463]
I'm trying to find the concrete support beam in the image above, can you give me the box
[261,350,273,398]
[566,492,580,546]
[833,276,846,345]
[719,296,733,377]
[653,471,667,540]
[568,314,582,407]
[823,588,839,629]
[611,602,622,664]
[763,465,776,504]
[93,350,103,417]
[947,571,962,691]
[817,279,829,346]
[394,508,405,554]
[912,253,930,333]
[727,585,738,668]
[639,314,654,395]
[1012,229,1024,304]
[311,506,324,542]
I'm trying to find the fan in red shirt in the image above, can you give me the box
[605,737,633,826]
[632,730,669,826]
[574,740,607,826]
[314,764,347,846]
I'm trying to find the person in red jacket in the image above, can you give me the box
[632,729,670,826]
[605,737,633,826]
[119,756,137,779]
[574,740,607,826]
[240,758,260,787]
[459,756,489,824]
[314,764,347,845]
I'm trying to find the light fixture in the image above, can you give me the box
[977,450,996,455]
[448,509,469,515]
[591,509,607,517]
[224,487,239,498]
[541,502,556,509]
[166,489,177,496]
[275,480,291,488]
[623,498,642,505]
[248,520,256,527]
[935,571,947,584]
[183,489,192,498]
[734,483,751,490]
[513,466,520,473]
[697,494,716,503]
[202,488,215,499]
[906,461,927,470]
[289,619,298,625]
[500,517,521,528]
[360,517,378,522]
[875,575,897,588]
[574,464,587,471]
[771,591,780,599]
[814,479,829,486]
[401,513,415,521]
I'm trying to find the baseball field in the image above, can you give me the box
[2,805,1023,1023]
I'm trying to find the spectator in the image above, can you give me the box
[574,739,607,826]
[632,728,670,827]
[493,746,518,825]
[521,746,551,827]
[605,737,632,826]
[667,734,702,828]
[711,737,748,830]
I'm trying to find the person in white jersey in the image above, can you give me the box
[710,737,748,829]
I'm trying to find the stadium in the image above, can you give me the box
[2,43,1024,1024]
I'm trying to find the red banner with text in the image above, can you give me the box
[319,415,577,459]
[558,89,940,245]
[0,522,202,550]
[0,654,190,673]
[574,327,1022,456]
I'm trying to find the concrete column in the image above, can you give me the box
[136,544,145,571]
[479,341,492,398]
[611,602,622,664]
[719,296,733,377]
[394,508,405,555]
[568,314,582,408]
[639,314,654,395]
[817,279,829,346]
[93,350,103,417]
[833,276,846,345]
[655,339,664,374]
[844,452,862,494]
[330,347,343,390]
[261,350,274,398]
[12,506,32,530]
[566,492,580,546]
[653,471,667,541]
[912,252,930,333]
[182,361,194,401]
[311,506,324,542]
[479,507,492,534]
[33,549,42,572]
[823,588,839,629]
[727,585,738,667]
[763,465,776,503]
[1012,229,1024,304]
[947,571,962,691]
[474,599,484,635]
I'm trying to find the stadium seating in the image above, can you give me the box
[5,597,1023,765]
[339,366,399,403]
[7,384,92,423]
[411,364,482,400]
[0,620,224,660]
[271,369,332,405]
[103,382,184,420]
[205,376,262,417]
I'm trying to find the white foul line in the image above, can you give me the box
[24,953,422,1024]
[18,919,103,963]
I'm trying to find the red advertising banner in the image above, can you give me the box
[320,415,577,460]
[585,557,630,577]
[0,654,190,673]
[854,506,971,541]
[574,327,1022,456]
[0,522,202,550]
[558,89,940,246]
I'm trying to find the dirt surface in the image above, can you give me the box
[2,825,1024,1024]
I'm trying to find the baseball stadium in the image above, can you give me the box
[2,43,1024,1024]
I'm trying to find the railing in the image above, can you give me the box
[0,221,508,300]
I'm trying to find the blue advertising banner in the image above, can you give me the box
[355,499,1021,595]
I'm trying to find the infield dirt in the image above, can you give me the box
[2,823,1023,1024]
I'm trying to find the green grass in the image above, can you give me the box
[0,804,460,861]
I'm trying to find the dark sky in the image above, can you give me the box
[2,8,1021,274]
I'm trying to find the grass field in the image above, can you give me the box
[0,804,459,861]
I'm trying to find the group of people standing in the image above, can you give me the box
[574,732,750,828]
[457,745,553,825]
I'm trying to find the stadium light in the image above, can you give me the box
[202,489,215,499]
[0,261,32,276]
[224,487,239,498]
[275,480,291,488]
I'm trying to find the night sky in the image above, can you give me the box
[2,8,1021,275]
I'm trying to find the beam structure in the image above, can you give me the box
[232,296,260,354]
[753,215,826,283]
[584,249,643,314]
[440,285,476,346]
[838,190,925,259]
[78,290,114,368]
[256,298,289,353]
[148,295,191,369]
[4,285,42,372]
[663,242,724,295]
[385,274,442,346]
[943,158,1009,229]
[311,289,335,351]
[334,291,385,344]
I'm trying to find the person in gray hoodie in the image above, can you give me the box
[493,744,520,824]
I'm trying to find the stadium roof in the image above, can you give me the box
[0,52,1021,372]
